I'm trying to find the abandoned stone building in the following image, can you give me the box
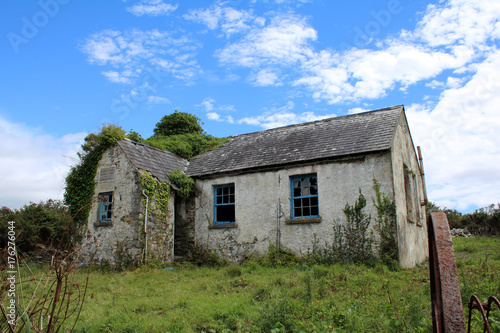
[82,105,428,268]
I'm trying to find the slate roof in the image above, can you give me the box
[187,105,403,177]
[117,139,188,186]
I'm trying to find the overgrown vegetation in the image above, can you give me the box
[372,179,398,266]
[19,236,491,332]
[427,201,500,235]
[168,169,195,199]
[64,124,126,232]
[61,111,228,246]
[140,171,171,221]
[332,189,375,264]
[143,111,228,159]
[0,200,73,254]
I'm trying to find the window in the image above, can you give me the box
[99,192,113,222]
[404,165,421,224]
[214,184,235,224]
[290,174,319,219]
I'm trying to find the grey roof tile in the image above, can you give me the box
[187,105,402,177]
[117,139,188,184]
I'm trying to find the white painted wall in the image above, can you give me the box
[194,153,394,262]
[391,112,428,267]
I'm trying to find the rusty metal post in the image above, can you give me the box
[428,212,466,332]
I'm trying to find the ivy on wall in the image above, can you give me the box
[139,171,171,220]
[64,125,125,234]
[167,169,194,199]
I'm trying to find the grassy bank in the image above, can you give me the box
[3,237,499,332]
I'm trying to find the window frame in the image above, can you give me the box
[290,174,320,220]
[213,183,236,225]
[403,165,421,224]
[98,192,113,223]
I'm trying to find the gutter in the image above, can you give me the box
[142,190,149,263]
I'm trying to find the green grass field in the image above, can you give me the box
[3,237,500,332]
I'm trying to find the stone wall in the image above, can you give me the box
[82,145,144,266]
[174,196,196,257]
[81,145,176,267]
[193,153,394,263]
[139,170,176,263]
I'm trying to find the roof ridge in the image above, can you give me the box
[230,105,403,139]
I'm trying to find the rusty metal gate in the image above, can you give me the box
[427,212,499,332]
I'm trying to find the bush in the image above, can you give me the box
[331,189,375,264]
[167,169,194,199]
[0,200,74,254]
[267,243,300,267]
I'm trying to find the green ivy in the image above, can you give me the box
[64,125,125,234]
[167,169,194,199]
[139,171,171,220]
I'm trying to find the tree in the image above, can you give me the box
[153,110,203,137]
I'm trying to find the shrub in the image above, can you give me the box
[267,243,300,267]
[167,169,194,199]
[0,200,73,254]
[372,179,398,266]
[332,189,375,264]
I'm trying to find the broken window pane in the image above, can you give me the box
[99,192,113,222]
[302,187,310,196]
[290,174,319,219]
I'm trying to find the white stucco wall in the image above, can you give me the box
[391,112,428,268]
[194,153,394,262]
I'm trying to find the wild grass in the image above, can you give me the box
[2,237,498,332]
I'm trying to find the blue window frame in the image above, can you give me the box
[214,184,235,224]
[99,192,113,222]
[290,174,319,219]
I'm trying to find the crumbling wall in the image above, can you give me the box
[139,170,176,263]
[174,197,196,257]
[81,145,176,267]
[82,145,144,267]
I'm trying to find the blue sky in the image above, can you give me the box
[1,0,499,212]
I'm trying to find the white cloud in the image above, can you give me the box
[238,101,335,129]
[414,0,500,49]
[147,95,170,104]
[102,70,134,84]
[248,69,280,86]
[126,0,178,16]
[216,14,317,67]
[200,97,215,112]
[213,0,499,105]
[347,107,368,115]
[0,117,86,209]
[199,97,235,123]
[406,49,500,210]
[185,3,256,37]
[207,112,220,121]
[80,29,201,83]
